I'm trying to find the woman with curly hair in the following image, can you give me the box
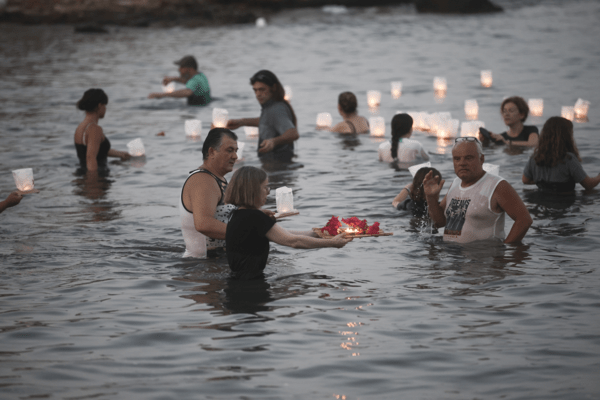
[522,116,600,192]
[480,96,539,147]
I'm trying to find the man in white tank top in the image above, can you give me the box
[423,138,532,244]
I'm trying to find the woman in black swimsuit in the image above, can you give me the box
[74,89,130,174]
[317,92,370,134]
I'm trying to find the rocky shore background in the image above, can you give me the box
[0,0,502,27]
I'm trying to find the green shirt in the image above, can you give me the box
[185,73,211,106]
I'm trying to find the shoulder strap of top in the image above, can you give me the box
[187,168,228,202]
[346,120,357,134]
[82,122,97,146]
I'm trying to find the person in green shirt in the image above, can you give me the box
[148,55,211,106]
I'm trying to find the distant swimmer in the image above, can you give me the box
[316,92,369,134]
[522,116,600,193]
[74,89,130,175]
[148,55,211,106]
[423,137,532,244]
[390,113,429,163]
[479,96,539,147]
[0,192,22,214]
[227,70,298,162]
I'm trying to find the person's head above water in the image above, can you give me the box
[338,92,358,115]
[201,128,238,176]
[174,55,198,81]
[249,69,297,125]
[412,167,442,203]
[452,137,485,185]
[501,96,529,124]
[77,88,108,113]
[534,116,580,167]
[224,166,268,210]
[390,113,414,159]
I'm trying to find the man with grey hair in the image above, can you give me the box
[423,137,532,244]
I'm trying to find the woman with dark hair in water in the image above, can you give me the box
[393,167,442,217]
[390,113,429,163]
[317,92,369,134]
[74,88,130,174]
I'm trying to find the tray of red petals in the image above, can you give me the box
[313,216,393,238]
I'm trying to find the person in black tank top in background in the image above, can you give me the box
[316,92,370,134]
[74,89,130,175]
[479,96,539,147]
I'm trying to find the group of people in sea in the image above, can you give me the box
[3,55,599,281]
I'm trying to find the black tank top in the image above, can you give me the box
[181,168,228,212]
[75,123,111,171]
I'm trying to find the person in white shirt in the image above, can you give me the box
[391,113,429,163]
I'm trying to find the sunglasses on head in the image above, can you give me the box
[454,137,481,144]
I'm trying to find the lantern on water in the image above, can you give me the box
[236,142,245,162]
[284,85,292,101]
[244,126,258,138]
[391,81,402,99]
[464,99,479,120]
[460,121,485,137]
[561,106,574,121]
[212,108,229,128]
[12,168,34,191]
[367,90,381,108]
[127,138,145,156]
[276,186,295,214]
[256,17,266,28]
[162,82,175,93]
[185,119,202,137]
[437,119,459,139]
[480,70,492,88]
[574,98,590,119]
[316,112,332,128]
[378,141,394,163]
[428,112,451,135]
[369,116,385,137]
[483,163,500,176]
[416,112,430,131]
[528,99,544,117]
[433,77,447,92]
[408,162,432,177]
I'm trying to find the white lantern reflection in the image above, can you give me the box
[367,90,381,108]
[212,108,229,128]
[561,106,575,121]
[528,99,544,117]
[391,81,402,99]
[369,116,385,137]
[464,99,479,120]
[235,142,245,163]
[275,186,296,214]
[378,141,394,163]
[480,70,493,88]
[162,82,175,93]
[185,119,202,137]
[244,126,259,139]
[460,121,485,137]
[12,168,34,191]
[574,98,590,119]
[316,112,332,128]
[284,85,292,101]
[127,138,145,156]
[483,163,500,176]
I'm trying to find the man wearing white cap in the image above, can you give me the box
[148,55,211,106]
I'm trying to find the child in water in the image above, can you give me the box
[392,167,442,218]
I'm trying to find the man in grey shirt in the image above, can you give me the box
[227,70,299,162]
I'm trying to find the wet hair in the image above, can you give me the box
[250,70,297,126]
[501,96,529,122]
[338,92,358,114]
[202,128,238,160]
[77,88,108,112]
[390,113,414,159]
[411,167,442,205]
[224,166,268,209]
[533,116,580,167]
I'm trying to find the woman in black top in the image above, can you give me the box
[480,96,539,147]
[74,89,130,174]
[224,166,352,280]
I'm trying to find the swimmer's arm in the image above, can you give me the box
[258,127,299,154]
[0,192,22,214]
[580,174,600,191]
[286,229,318,237]
[392,184,413,208]
[188,174,227,240]
[493,181,532,243]
[522,175,535,185]
[107,149,131,161]
[148,89,193,99]
[266,224,351,249]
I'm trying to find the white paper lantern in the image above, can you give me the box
[127,138,145,156]
[316,112,332,128]
[460,121,486,137]
[480,70,493,88]
[275,186,295,214]
[391,81,402,99]
[367,90,382,108]
[212,108,229,128]
[483,163,500,176]
[162,82,175,93]
[574,98,590,119]
[256,17,266,27]
[244,126,259,138]
[561,106,575,121]
[415,112,430,131]
[428,112,451,135]
[185,119,202,137]
[408,162,432,177]
[528,99,544,117]
[437,119,459,139]
[378,141,394,162]
[12,168,34,191]
[433,77,447,92]
[236,142,245,162]
[284,85,292,101]
[369,116,385,137]
[464,99,479,120]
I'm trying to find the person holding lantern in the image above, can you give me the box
[226,70,299,163]
[148,55,211,106]
[316,92,370,134]
[0,192,22,214]
[479,96,539,147]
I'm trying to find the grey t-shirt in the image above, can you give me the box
[523,152,587,192]
[258,99,295,161]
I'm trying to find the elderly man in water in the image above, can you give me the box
[423,137,532,244]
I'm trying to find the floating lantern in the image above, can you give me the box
[12,168,34,191]
[127,138,145,156]
[574,98,590,119]
[408,162,432,177]
[162,82,175,93]
[369,116,385,137]
[378,141,394,163]
[460,121,485,137]
[367,90,382,108]
[185,119,202,137]
[561,106,575,121]
[433,77,447,92]
[415,112,430,131]
[284,85,292,101]
[391,81,402,99]
[483,163,500,176]
[316,112,332,128]
[427,112,451,135]
[464,99,479,120]
[528,99,544,117]
[480,70,493,88]
[275,186,296,214]
[212,108,229,128]
[437,119,459,139]
[244,126,258,138]
[236,142,245,162]
[256,17,266,28]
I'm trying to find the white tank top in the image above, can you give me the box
[443,172,505,243]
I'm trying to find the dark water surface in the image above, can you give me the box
[2,1,600,399]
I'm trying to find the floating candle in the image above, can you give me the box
[275,186,295,214]
[127,138,145,156]
[480,70,492,88]
[391,81,402,99]
[464,99,479,120]
[483,163,500,176]
[561,106,574,121]
[316,112,332,128]
[433,77,447,92]
[574,98,590,119]
[12,168,34,191]
[185,119,202,137]
[367,90,381,108]
[528,99,544,117]
[212,108,229,128]
[369,116,385,137]
[460,121,485,137]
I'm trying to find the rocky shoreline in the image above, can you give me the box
[0,0,502,28]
